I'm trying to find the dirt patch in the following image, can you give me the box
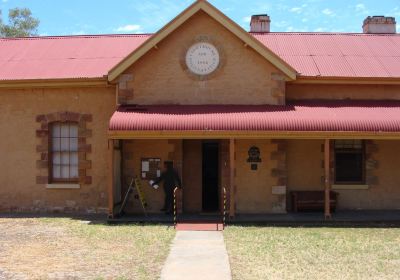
[0,217,175,280]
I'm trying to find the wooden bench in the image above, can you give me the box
[291,191,338,213]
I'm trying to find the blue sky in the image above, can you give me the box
[0,0,399,36]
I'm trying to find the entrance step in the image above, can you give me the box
[175,222,224,231]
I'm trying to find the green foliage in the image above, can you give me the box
[0,7,40,37]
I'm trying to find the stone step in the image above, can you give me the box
[175,223,224,231]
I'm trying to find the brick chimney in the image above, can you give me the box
[363,16,397,34]
[250,14,271,33]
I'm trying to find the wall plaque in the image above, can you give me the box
[185,42,220,76]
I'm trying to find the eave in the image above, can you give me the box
[0,77,110,89]
[108,130,400,140]
[292,76,400,85]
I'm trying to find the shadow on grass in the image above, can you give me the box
[2,212,400,228]
[0,212,175,227]
[225,221,400,228]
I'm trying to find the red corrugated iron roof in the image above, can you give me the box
[0,32,400,81]
[253,33,400,78]
[109,101,400,132]
[0,34,151,80]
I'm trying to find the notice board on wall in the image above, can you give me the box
[141,158,161,180]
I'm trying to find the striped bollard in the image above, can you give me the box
[223,187,227,230]
[174,187,178,229]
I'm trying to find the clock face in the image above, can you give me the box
[185,42,220,76]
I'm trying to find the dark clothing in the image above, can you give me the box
[153,168,181,190]
[153,168,181,213]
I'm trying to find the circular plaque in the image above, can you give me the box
[185,42,220,76]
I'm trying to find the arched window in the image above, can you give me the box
[50,122,79,183]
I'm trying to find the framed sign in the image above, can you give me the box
[248,146,261,171]
[141,158,161,180]
[247,146,262,163]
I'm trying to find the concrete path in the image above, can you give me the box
[160,231,232,280]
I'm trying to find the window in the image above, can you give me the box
[50,122,79,183]
[334,140,365,184]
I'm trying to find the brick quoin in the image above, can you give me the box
[36,112,93,185]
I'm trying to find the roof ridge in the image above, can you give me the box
[1,32,398,41]
[0,33,154,41]
[251,32,400,36]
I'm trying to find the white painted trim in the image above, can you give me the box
[332,184,369,190]
[46,184,81,190]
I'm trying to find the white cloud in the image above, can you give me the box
[322,8,335,16]
[222,7,234,13]
[115,24,142,33]
[314,27,326,32]
[273,20,290,28]
[290,7,302,14]
[243,16,251,23]
[2,0,8,3]
[356,4,366,12]
[131,0,190,33]
[72,30,86,35]
[392,7,400,17]
[286,26,295,32]
[355,3,369,14]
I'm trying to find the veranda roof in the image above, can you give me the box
[109,101,400,137]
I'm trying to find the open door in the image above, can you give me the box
[202,142,220,212]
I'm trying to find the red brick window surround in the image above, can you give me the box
[36,112,92,186]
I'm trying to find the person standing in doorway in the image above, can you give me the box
[152,161,181,214]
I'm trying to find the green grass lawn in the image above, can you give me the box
[0,217,175,280]
[224,225,400,280]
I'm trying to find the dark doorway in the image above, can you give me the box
[202,142,219,212]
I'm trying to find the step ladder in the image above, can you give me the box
[118,178,147,217]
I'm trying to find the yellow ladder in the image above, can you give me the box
[134,177,148,216]
[118,177,148,217]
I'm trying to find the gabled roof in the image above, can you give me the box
[107,0,297,81]
[0,1,400,84]
[1,33,400,83]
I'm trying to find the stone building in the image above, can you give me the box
[0,0,399,220]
